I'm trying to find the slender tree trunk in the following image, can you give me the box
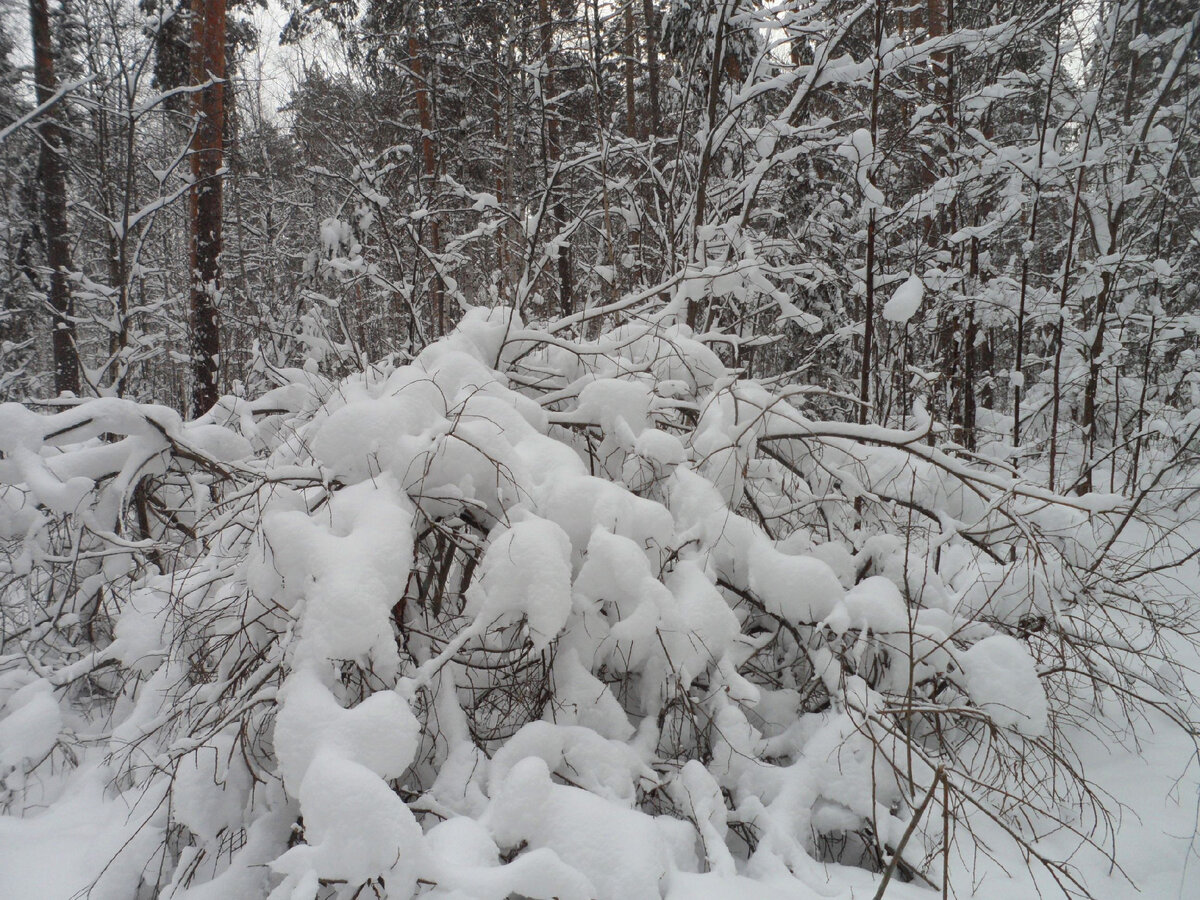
[537,0,557,162]
[688,0,735,330]
[1015,3,1063,449]
[861,208,877,427]
[1014,195,1043,450]
[624,0,637,136]
[29,0,78,396]
[110,76,140,398]
[1127,314,1154,494]
[589,0,605,117]
[1078,271,1113,493]
[1048,117,1097,491]
[189,0,225,415]
[493,74,505,281]
[642,0,660,138]
[859,0,884,426]
[408,34,443,336]
[960,306,977,449]
[1078,1,1153,493]
[1110,350,1121,494]
[928,0,952,125]
[538,0,572,317]
[504,43,517,288]
[582,0,618,305]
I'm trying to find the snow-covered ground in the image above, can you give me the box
[0,699,1195,898]
[959,522,1200,900]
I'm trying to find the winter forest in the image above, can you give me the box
[1,0,1200,897]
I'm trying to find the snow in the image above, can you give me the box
[171,732,252,843]
[0,680,62,770]
[273,751,424,890]
[882,274,925,323]
[310,392,441,485]
[273,668,420,790]
[550,648,635,740]
[0,766,169,900]
[261,477,414,677]
[488,721,652,804]
[824,574,908,636]
[748,540,846,624]
[837,128,885,206]
[485,756,696,900]
[268,670,425,892]
[959,634,1049,736]
[4,0,1200,889]
[422,815,594,900]
[466,516,573,650]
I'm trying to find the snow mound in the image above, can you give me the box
[959,635,1049,736]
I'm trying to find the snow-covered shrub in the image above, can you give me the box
[0,308,1194,898]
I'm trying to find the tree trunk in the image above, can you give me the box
[861,208,877,427]
[642,0,660,138]
[859,0,884,426]
[960,307,977,450]
[189,0,225,415]
[688,0,735,330]
[409,34,443,336]
[1077,270,1114,493]
[538,0,572,317]
[29,0,78,396]
[624,0,637,136]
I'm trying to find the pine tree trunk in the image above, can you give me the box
[409,34,443,336]
[538,0,572,317]
[29,0,78,396]
[189,0,225,415]
[642,0,660,138]
[624,0,637,136]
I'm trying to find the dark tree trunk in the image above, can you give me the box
[624,0,637,136]
[189,0,225,415]
[642,0,660,138]
[29,0,78,396]
[538,0,572,317]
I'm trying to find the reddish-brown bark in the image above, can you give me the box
[189,0,226,415]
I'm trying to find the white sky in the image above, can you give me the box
[0,0,313,122]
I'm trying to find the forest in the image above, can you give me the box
[1,0,1199,897]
